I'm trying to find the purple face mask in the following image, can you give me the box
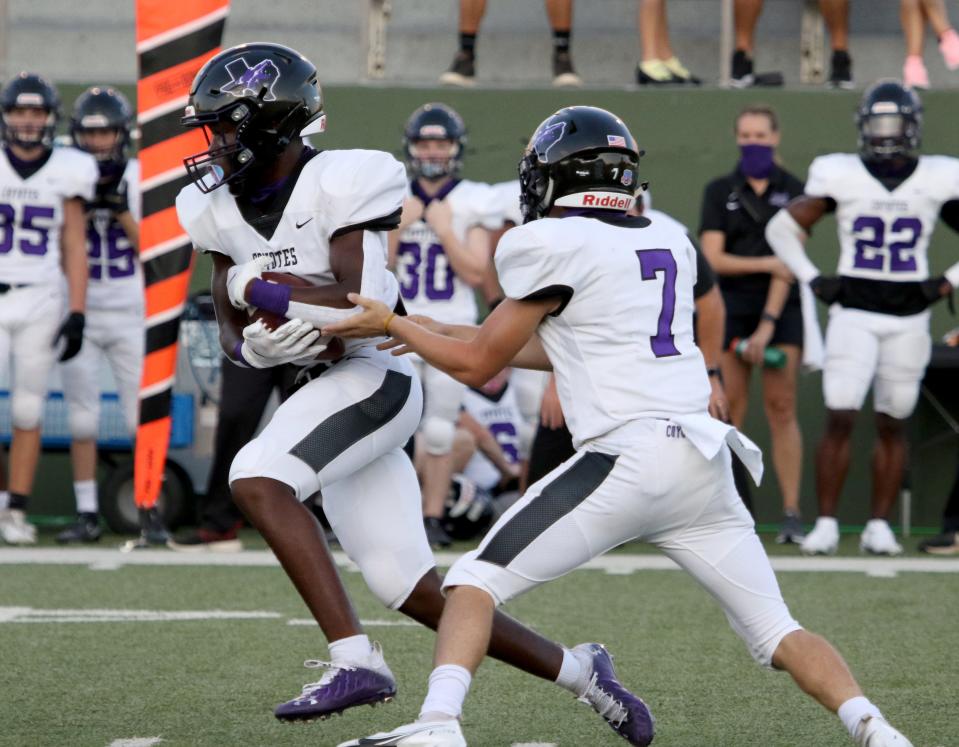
[739,143,775,179]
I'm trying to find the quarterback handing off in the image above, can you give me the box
[176,44,655,743]
[329,107,912,747]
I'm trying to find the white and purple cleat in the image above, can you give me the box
[574,643,655,746]
[274,655,397,722]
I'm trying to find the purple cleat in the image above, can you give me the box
[573,643,655,746]
[274,645,397,722]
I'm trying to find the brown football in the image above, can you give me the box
[249,272,345,361]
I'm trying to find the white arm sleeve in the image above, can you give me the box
[765,209,820,283]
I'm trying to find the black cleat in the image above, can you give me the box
[439,52,475,87]
[56,512,102,544]
[424,516,452,549]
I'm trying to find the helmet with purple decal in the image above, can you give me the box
[71,87,133,182]
[0,72,60,151]
[403,102,466,180]
[180,42,325,194]
[856,79,922,164]
[519,106,642,223]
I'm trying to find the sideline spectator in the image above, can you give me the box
[900,0,959,88]
[699,104,806,543]
[440,0,582,88]
[636,0,701,85]
[57,87,142,544]
[918,457,959,554]
[0,73,97,545]
[731,0,852,88]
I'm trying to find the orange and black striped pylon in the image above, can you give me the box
[135,0,229,510]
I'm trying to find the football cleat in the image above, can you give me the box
[573,643,654,747]
[120,507,170,551]
[860,519,903,556]
[0,508,37,545]
[828,50,854,90]
[336,719,466,747]
[275,643,396,722]
[800,516,839,556]
[168,524,243,553]
[854,716,913,747]
[56,513,102,544]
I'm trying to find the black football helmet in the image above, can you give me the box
[442,476,494,541]
[181,42,326,193]
[519,106,642,223]
[856,79,922,164]
[0,72,60,150]
[71,87,133,181]
[403,102,466,180]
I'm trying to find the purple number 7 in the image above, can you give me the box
[636,249,680,358]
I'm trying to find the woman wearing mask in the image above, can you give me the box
[699,105,806,545]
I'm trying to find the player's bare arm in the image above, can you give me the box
[61,197,88,313]
[326,294,556,386]
[694,286,729,421]
[700,229,792,280]
[741,275,793,366]
[115,210,139,252]
[425,199,490,286]
[373,314,552,372]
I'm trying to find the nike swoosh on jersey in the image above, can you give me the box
[296,217,314,229]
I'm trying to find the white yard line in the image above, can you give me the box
[512,743,558,747]
[1,607,280,623]
[107,739,162,747]
[1,547,957,576]
[287,618,419,627]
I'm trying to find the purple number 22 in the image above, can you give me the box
[636,249,680,358]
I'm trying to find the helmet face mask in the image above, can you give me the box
[856,80,922,165]
[403,103,466,181]
[0,72,60,152]
[519,106,641,223]
[181,43,326,194]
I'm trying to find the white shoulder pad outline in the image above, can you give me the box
[317,149,406,237]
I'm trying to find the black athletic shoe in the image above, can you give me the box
[121,507,170,551]
[918,531,959,555]
[439,52,475,86]
[56,512,102,544]
[828,49,854,89]
[169,524,243,553]
[775,512,806,545]
[424,516,452,549]
[730,50,754,87]
[552,50,582,87]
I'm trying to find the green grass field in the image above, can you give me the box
[3,537,958,747]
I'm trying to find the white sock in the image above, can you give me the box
[555,648,588,695]
[74,480,98,514]
[838,696,883,739]
[0,490,8,510]
[419,664,472,720]
[328,634,372,667]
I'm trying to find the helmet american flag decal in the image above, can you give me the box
[134,0,229,511]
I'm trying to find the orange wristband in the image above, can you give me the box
[384,312,397,335]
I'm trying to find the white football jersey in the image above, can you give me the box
[496,213,709,447]
[176,149,406,354]
[86,158,143,312]
[806,153,959,282]
[462,383,522,490]
[0,145,97,285]
[395,179,501,324]
[490,179,523,227]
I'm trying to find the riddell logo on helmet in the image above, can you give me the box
[581,193,632,209]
